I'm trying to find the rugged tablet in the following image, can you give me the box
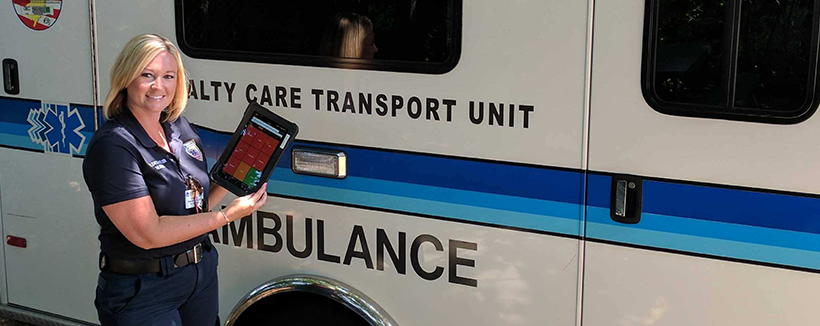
[210,102,298,196]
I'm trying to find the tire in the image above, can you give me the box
[232,291,372,326]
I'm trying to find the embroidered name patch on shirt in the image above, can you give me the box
[183,139,203,162]
[148,159,167,171]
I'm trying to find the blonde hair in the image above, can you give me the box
[103,34,188,122]
[320,13,373,58]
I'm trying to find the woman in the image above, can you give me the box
[82,34,267,325]
[320,12,379,59]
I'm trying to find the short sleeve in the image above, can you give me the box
[83,133,150,206]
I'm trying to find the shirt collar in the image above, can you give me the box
[115,109,181,148]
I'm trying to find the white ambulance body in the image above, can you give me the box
[0,0,819,325]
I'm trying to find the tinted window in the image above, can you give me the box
[176,1,461,74]
[643,0,820,123]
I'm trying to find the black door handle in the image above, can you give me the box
[3,58,20,95]
[610,175,642,224]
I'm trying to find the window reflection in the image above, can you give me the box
[180,1,456,64]
[649,0,817,118]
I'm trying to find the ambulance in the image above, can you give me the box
[1,0,819,325]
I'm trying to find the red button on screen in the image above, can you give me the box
[261,141,275,155]
[252,136,265,150]
[223,157,240,175]
[247,126,259,137]
[245,147,260,163]
[234,141,250,156]
[240,131,254,144]
[253,157,266,171]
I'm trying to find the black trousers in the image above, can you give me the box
[95,245,219,326]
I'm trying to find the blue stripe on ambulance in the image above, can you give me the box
[2,95,819,271]
[0,96,95,155]
[587,174,820,271]
[197,127,585,237]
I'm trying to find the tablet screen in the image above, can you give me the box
[216,111,292,192]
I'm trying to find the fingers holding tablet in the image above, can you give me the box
[224,182,268,222]
[249,182,268,207]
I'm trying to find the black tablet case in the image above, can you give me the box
[210,102,298,196]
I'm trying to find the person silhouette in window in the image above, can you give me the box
[320,12,378,59]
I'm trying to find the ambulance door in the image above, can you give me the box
[0,0,99,322]
[585,0,820,325]
[96,1,591,325]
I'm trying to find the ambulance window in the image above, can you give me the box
[643,0,820,123]
[175,1,461,74]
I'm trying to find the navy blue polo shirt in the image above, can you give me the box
[83,109,211,260]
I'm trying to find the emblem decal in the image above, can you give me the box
[184,139,203,161]
[12,0,62,31]
[27,102,86,155]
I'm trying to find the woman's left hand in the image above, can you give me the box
[221,183,268,222]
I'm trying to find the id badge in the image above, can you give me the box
[185,190,195,209]
[196,191,204,210]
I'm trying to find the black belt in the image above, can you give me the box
[100,243,205,275]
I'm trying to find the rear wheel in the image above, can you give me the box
[232,291,370,326]
[226,275,396,326]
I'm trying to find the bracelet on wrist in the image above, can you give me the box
[219,208,229,224]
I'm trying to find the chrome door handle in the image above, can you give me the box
[609,175,642,224]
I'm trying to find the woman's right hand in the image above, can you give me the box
[222,183,268,222]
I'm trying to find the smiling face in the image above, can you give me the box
[125,51,178,116]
